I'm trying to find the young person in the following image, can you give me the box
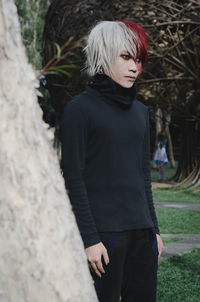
[60,20,163,302]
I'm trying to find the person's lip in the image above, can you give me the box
[125,76,136,80]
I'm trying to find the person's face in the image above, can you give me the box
[106,50,143,88]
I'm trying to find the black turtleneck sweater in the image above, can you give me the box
[60,74,160,248]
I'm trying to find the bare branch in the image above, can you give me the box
[138,76,194,84]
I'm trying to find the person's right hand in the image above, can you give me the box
[85,242,110,278]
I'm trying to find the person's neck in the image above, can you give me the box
[114,81,133,97]
[88,73,137,109]
[101,73,134,96]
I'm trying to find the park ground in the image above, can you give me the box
[151,163,200,302]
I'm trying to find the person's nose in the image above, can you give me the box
[129,60,138,75]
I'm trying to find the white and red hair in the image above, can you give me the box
[83,20,149,76]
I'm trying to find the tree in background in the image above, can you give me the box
[15,0,52,69]
[15,0,58,130]
[137,0,200,179]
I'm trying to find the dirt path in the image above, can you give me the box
[152,181,200,260]
[155,202,200,211]
[160,234,200,261]
[152,182,174,189]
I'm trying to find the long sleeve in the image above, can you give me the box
[60,101,101,248]
[143,109,160,234]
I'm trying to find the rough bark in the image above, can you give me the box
[152,107,163,168]
[155,108,163,136]
[0,1,97,301]
[172,90,200,186]
[164,112,176,168]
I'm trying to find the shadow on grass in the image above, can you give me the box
[157,249,200,302]
[168,253,200,274]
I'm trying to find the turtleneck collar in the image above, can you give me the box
[87,73,137,109]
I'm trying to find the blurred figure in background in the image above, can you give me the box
[154,132,169,181]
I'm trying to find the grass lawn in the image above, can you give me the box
[151,163,176,182]
[162,237,182,244]
[153,187,200,203]
[151,161,200,203]
[157,249,200,302]
[156,208,200,234]
[151,165,200,301]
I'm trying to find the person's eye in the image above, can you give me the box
[121,54,131,60]
[136,57,141,63]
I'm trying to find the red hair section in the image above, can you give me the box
[117,20,149,65]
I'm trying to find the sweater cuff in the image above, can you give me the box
[81,232,101,249]
[154,226,160,235]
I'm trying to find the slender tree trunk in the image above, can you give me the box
[155,107,163,136]
[152,107,163,168]
[0,1,97,301]
[164,112,176,168]
[154,108,176,168]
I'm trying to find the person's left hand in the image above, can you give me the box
[156,234,164,259]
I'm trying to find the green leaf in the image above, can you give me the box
[43,71,62,76]
[54,43,61,59]
[64,36,74,48]
[56,70,71,77]
[48,67,72,78]
[50,64,77,70]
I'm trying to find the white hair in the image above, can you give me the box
[83,21,139,77]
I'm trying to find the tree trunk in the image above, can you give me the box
[155,107,163,136]
[164,112,176,168]
[172,89,200,187]
[154,108,176,169]
[0,1,97,301]
[152,107,163,168]
[172,117,199,185]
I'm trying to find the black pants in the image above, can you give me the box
[90,228,158,302]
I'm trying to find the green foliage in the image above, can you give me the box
[157,249,200,302]
[15,0,53,69]
[151,163,176,182]
[156,208,200,234]
[153,188,200,203]
[162,237,182,244]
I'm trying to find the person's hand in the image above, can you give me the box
[156,234,164,259]
[85,242,109,278]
